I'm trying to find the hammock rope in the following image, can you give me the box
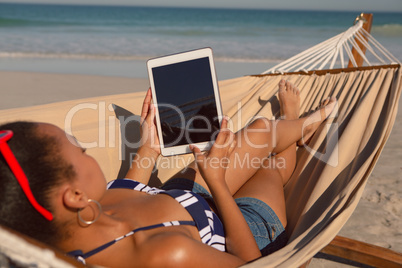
[263,19,401,74]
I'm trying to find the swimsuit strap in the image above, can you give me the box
[68,220,196,263]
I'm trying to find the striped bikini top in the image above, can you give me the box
[68,179,225,264]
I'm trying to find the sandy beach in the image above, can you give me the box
[1,70,401,267]
[0,71,150,109]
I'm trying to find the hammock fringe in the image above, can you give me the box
[263,19,401,74]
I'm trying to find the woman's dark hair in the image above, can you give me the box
[0,121,76,246]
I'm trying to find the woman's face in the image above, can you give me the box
[38,123,107,201]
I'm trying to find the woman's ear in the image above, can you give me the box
[62,186,88,210]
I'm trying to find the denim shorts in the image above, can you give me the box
[161,178,287,256]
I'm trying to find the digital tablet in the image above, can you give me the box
[147,47,223,156]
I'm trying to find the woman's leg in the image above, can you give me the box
[269,80,299,186]
[171,81,336,195]
[231,80,301,228]
[233,159,287,227]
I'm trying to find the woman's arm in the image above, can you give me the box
[125,89,160,184]
[190,118,261,262]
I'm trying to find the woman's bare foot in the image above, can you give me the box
[298,97,337,147]
[278,79,300,120]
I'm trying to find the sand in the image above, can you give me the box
[0,71,150,109]
[310,88,402,267]
[1,71,401,266]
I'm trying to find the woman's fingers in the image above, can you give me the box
[228,138,237,156]
[140,88,152,124]
[142,89,156,128]
[221,116,228,129]
[189,144,205,164]
[213,117,235,153]
[146,103,155,124]
[214,117,229,144]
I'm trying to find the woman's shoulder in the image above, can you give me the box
[137,232,202,266]
[83,230,199,267]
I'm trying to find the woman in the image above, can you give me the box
[0,80,336,267]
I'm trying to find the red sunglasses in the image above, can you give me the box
[0,130,53,221]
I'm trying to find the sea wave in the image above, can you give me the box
[0,16,80,28]
[0,52,150,61]
[372,24,402,37]
[0,51,284,63]
[0,17,41,27]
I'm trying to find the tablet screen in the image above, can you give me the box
[151,57,220,148]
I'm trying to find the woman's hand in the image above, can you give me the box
[190,118,261,261]
[125,89,160,183]
[189,117,236,187]
[140,88,160,157]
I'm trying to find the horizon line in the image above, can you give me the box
[0,1,401,14]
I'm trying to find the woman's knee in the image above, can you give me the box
[248,117,272,130]
[241,117,277,148]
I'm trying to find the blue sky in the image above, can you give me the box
[0,0,401,12]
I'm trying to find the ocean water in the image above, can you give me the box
[0,3,401,79]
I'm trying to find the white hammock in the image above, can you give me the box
[263,15,401,74]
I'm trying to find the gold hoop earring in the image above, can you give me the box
[77,199,102,225]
